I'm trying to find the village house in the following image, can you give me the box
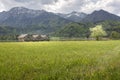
[17,34,28,42]
[18,34,49,42]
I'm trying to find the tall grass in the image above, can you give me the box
[0,41,120,80]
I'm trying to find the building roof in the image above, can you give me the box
[18,34,28,38]
[32,35,39,38]
[41,35,47,38]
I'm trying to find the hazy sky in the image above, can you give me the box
[0,0,120,15]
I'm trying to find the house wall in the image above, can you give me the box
[18,34,49,41]
[18,38,24,42]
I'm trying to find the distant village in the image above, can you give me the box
[17,34,49,42]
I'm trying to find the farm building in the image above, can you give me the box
[17,34,28,42]
[18,34,49,42]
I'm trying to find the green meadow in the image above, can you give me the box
[0,41,120,80]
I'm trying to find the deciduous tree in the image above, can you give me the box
[90,25,107,40]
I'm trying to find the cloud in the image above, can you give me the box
[43,0,88,13]
[0,1,6,12]
[0,0,27,10]
[15,0,30,2]
[0,0,120,16]
[107,0,120,16]
[80,0,114,13]
[15,0,58,4]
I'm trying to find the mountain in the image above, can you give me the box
[82,9,120,23]
[57,10,120,23]
[0,7,120,37]
[57,11,87,22]
[0,7,71,34]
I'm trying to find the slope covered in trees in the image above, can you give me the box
[0,7,120,40]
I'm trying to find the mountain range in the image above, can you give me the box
[57,11,87,22]
[0,7,71,34]
[82,10,120,22]
[0,7,120,35]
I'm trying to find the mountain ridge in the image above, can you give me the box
[82,9,120,22]
[0,7,120,35]
[56,11,87,22]
[0,7,71,34]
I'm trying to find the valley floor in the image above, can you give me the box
[0,41,120,80]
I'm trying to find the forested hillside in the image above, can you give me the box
[0,7,120,40]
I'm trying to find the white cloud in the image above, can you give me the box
[43,0,73,13]
[0,0,26,10]
[81,0,113,13]
[107,0,120,16]
[43,0,120,16]
[0,1,6,12]
[43,0,86,13]
[0,0,120,16]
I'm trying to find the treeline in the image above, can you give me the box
[0,26,18,41]
[0,20,120,41]
[0,35,18,41]
[53,20,120,39]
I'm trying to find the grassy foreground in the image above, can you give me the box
[0,41,120,80]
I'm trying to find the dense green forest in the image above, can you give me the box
[54,20,120,39]
[0,20,120,41]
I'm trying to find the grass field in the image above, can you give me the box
[0,41,120,80]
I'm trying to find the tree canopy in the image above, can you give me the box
[90,25,107,40]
